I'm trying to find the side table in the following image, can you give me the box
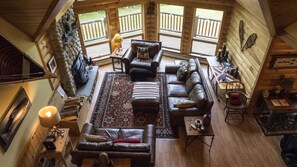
[184,116,214,153]
[41,128,73,167]
[110,48,127,72]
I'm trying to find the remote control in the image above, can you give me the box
[191,124,197,130]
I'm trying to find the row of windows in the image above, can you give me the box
[78,4,223,59]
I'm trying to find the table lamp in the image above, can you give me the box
[112,33,123,52]
[38,106,63,139]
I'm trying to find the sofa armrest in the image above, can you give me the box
[151,49,164,68]
[81,123,95,134]
[122,48,134,64]
[143,124,156,166]
[165,65,180,74]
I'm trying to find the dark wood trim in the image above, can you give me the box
[33,0,70,42]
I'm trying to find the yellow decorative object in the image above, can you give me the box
[112,33,123,51]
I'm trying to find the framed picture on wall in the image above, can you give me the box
[270,54,297,69]
[0,87,31,151]
[48,55,57,73]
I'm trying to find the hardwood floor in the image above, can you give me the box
[67,56,285,167]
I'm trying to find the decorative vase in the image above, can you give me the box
[202,114,211,127]
[194,119,203,129]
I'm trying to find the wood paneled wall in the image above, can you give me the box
[17,125,49,167]
[248,37,297,112]
[226,0,271,102]
[36,33,60,90]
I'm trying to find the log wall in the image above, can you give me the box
[37,33,61,90]
[226,0,271,102]
[248,37,297,112]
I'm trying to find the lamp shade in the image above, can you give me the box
[112,33,123,43]
[38,106,60,128]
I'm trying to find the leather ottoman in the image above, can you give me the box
[132,82,160,112]
[129,67,154,82]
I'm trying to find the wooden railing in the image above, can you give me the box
[119,13,142,33]
[193,17,221,39]
[160,12,183,33]
[80,12,221,42]
[80,19,107,42]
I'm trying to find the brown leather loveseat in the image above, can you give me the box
[71,123,156,167]
[165,58,214,126]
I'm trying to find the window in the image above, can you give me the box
[118,5,143,46]
[191,8,223,56]
[78,11,110,58]
[159,4,184,51]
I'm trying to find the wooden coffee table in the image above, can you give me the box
[184,116,214,153]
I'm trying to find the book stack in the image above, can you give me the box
[60,96,84,120]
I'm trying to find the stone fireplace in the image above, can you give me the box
[48,7,85,96]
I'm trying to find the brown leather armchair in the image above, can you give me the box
[122,39,163,76]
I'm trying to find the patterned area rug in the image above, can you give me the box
[254,113,297,136]
[91,72,178,138]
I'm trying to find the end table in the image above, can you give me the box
[184,116,214,153]
[110,48,127,72]
[41,128,73,167]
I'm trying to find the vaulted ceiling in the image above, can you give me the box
[0,0,69,41]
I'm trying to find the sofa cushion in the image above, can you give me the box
[113,143,150,152]
[76,141,113,151]
[94,128,120,141]
[131,58,151,69]
[186,59,197,79]
[166,74,184,84]
[176,65,187,81]
[185,72,201,93]
[137,46,149,60]
[189,84,207,108]
[113,138,141,143]
[168,97,202,115]
[119,129,144,142]
[85,134,108,143]
[167,84,188,97]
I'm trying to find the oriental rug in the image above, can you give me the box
[254,113,297,136]
[91,72,178,138]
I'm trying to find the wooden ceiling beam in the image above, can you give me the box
[258,0,276,37]
[33,0,71,42]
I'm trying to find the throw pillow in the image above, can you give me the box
[113,138,141,143]
[137,46,149,60]
[173,99,196,109]
[229,92,241,105]
[85,134,108,143]
[176,65,188,81]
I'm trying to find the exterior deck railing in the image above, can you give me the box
[80,12,221,42]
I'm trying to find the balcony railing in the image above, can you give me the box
[80,12,221,42]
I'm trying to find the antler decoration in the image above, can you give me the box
[239,20,257,51]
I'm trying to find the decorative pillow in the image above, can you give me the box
[113,138,141,143]
[137,46,149,60]
[176,65,188,81]
[173,99,196,109]
[229,92,241,105]
[85,134,108,143]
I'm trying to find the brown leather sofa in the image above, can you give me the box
[70,123,156,167]
[122,39,163,76]
[165,58,214,126]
